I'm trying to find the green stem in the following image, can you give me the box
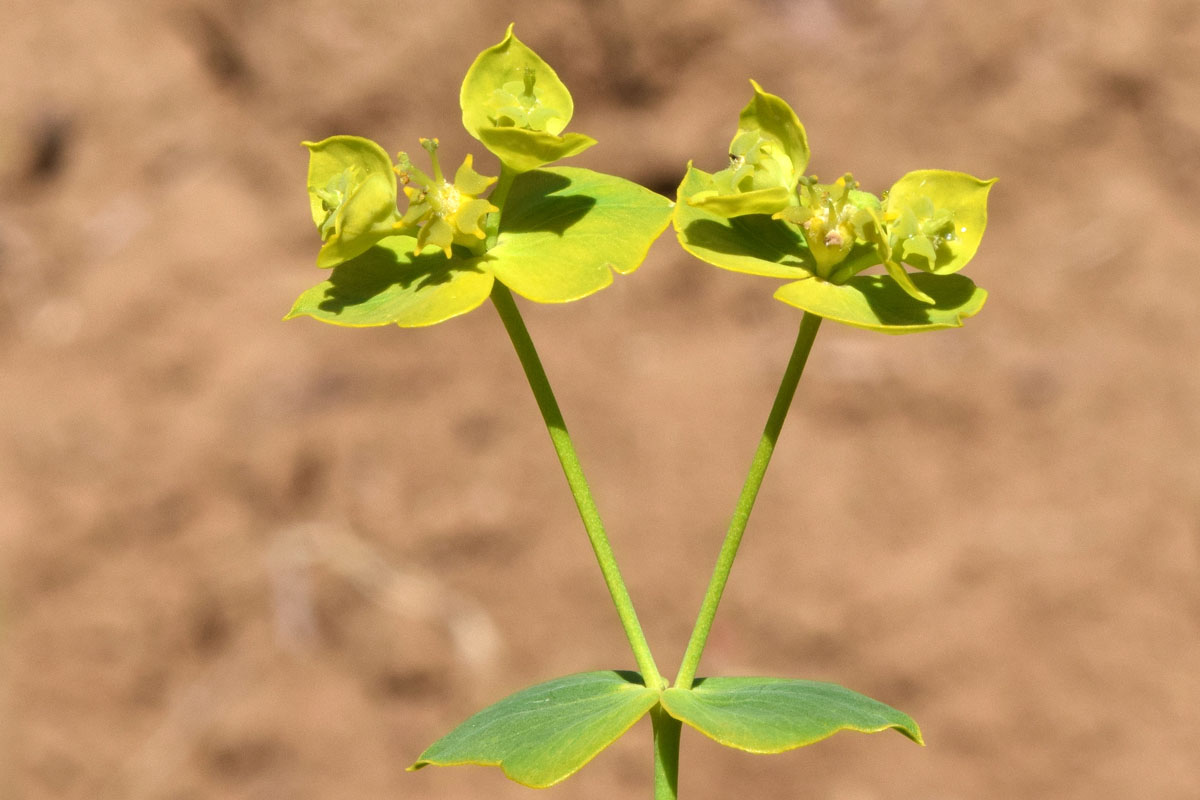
[651,706,681,800]
[490,282,665,689]
[483,165,517,252]
[674,312,823,689]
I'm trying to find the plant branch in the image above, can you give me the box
[490,282,665,689]
[674,312,823,688]
[482,165,517,252]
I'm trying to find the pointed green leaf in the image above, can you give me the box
[460,24,590,171]
[303,136,403,269]
[409,671,659,788]
[483,167,672,303]
[286,237,494,327]
[674,164,815,280]
[661,677,922,754]
[773,272,986,334]
[885,170,995,275]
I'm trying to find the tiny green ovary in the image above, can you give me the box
[775,174,876,277]
[888,197,958,271]
[314,168,356,240]
[716,130,796,195]
[487,68,565,132]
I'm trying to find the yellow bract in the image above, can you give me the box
[303,136,405,269]
[460,25,595,173]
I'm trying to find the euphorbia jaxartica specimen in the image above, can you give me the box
[288,24,993,800]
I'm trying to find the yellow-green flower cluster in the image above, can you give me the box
[291,26,673,330]
[774,175,879,275]
[674,82,993,333]
[683,82,993,306]
[397,138,498,258]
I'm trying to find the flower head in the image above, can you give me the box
[674,84,994,334]
[687,81,810,218]
[460,24,596,173]
[774,174,882,276]
[396,138,498,258]
[290,26,672,330]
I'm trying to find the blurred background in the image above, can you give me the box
[2,0,1198,798]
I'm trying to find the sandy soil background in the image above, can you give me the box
[3,1,1198,798]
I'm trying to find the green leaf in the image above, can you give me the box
[484,167,673,303]
[773,272,986,334]
[687,185,792,218]
[409,671,659,788]
[674,164,815,280]
[478,127,596,174]
[885,170,995,275]
[660,677,923,753]
[303,136,404,269]
[286,237,494,327]
[460,24,590,172]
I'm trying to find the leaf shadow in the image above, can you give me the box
[850,272,980,326]
[500,170,597,236]
[683,216,815,271]
[612,669,646,687]
[315,240,483,315]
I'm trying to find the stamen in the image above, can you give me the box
[420,138,443,183]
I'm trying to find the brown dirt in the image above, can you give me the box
[2,1,1198,798]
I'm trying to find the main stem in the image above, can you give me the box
[490,282,665,689]
[651,706,681,800]
[674,312,823,689]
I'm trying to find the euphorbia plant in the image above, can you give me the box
[288,26,993,799]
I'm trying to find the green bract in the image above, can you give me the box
[675,83,994,333]
[883,169,994,276]
[286,235,495,328]
[460,24,597,173]
[304,136,406,269]
[688,81,809,218]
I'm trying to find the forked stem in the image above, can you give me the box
[491,282,665,689]
[674,312,823,688]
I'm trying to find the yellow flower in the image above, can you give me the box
[397,138,498,258]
